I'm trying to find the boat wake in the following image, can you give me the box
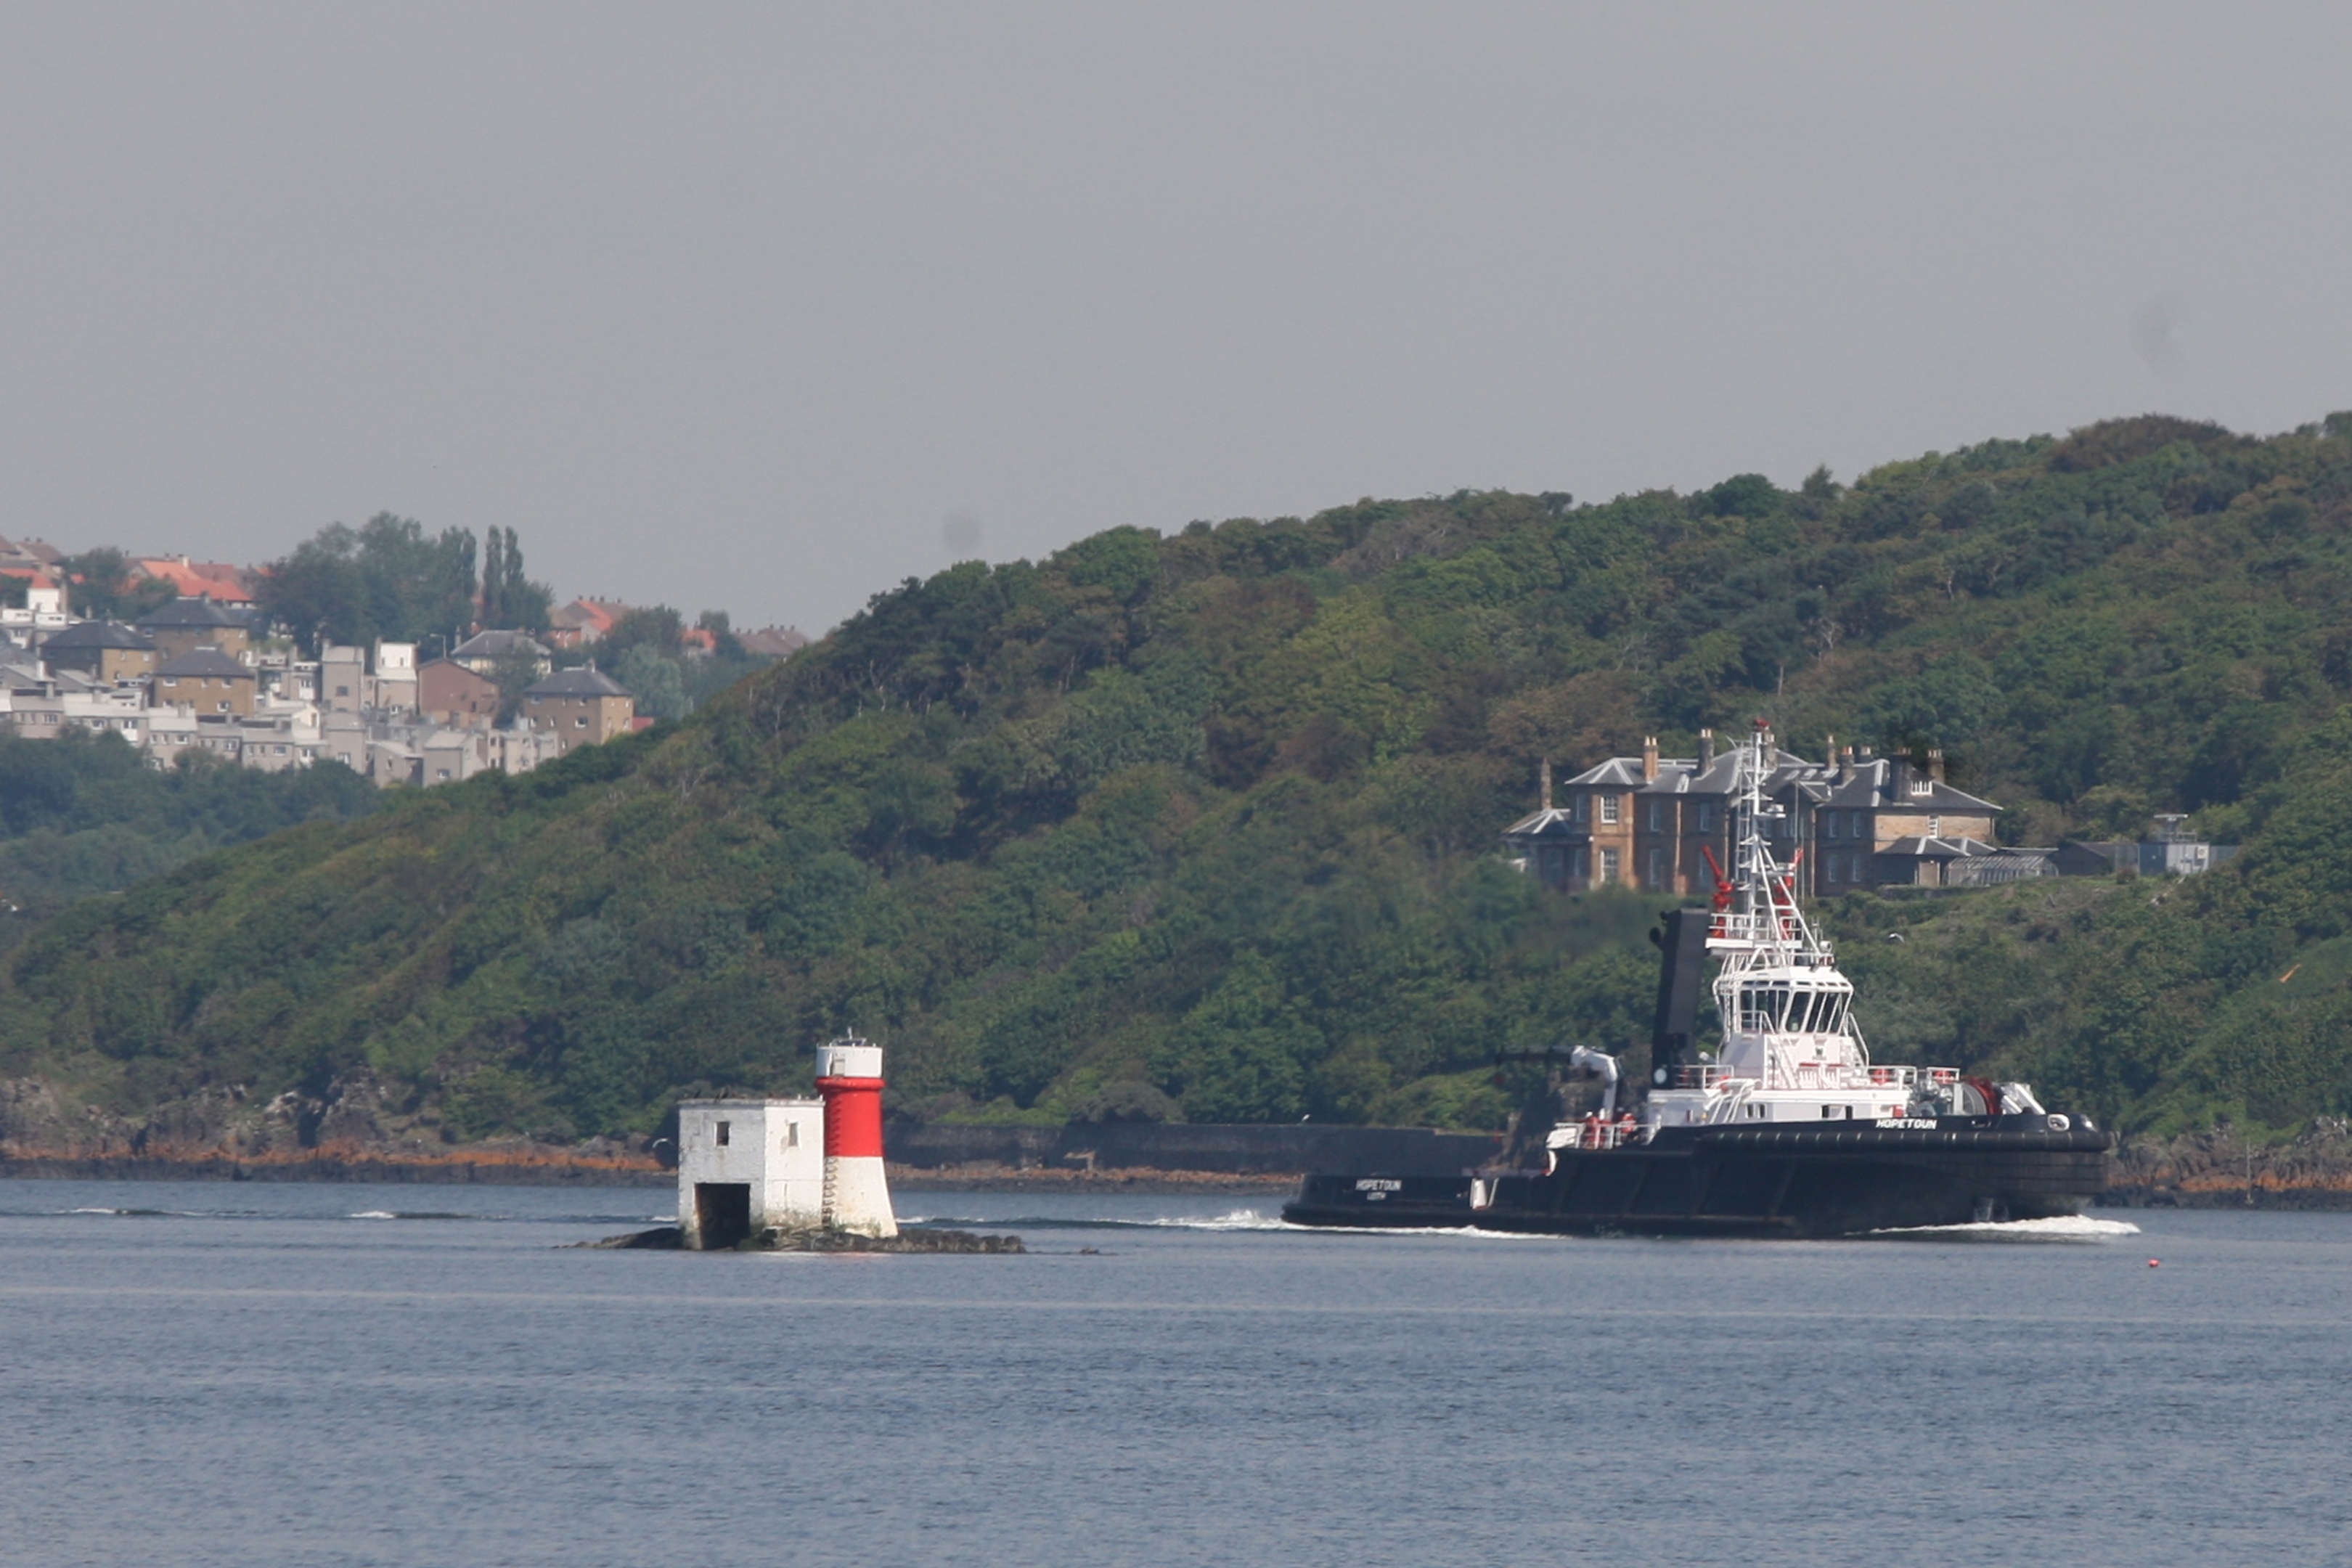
[1869,1214,2141,1243]
[902,1208,1291,1233]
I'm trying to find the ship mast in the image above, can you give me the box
[1704,720,1864,1093]
[1709,719,1828,967]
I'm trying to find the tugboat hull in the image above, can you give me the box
[1283,1117,2114,1239]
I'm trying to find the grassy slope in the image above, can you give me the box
[8,412,2352,1140]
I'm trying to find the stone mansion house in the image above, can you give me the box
[1503,728,2017,897]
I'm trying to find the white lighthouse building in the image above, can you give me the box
[674,1097,824,1249]
[673,1038,900,1249]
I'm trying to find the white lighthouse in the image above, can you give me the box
[814,1036,898,1238]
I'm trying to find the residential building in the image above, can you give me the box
[0,570,72,634]
[546,597,629,648]
[137,596,253,661]
[417,658,503,729]
[1,668,149,743]
[1504,729,2005,897]
[738,625,809,658]
[134,557,256,605]
[372,642,417,714]
[152,649,258,717]
[39,620,158,682]
[315,641,418,716]
[521,666,634,755]
[449,629,550,678]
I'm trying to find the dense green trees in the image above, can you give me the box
[11,412,2352,1143]
[478,526,551,632]
[57,549,177,622]
[256,515,555,653]
[0,732,380,950]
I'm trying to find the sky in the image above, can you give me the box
[2,3,2348,634]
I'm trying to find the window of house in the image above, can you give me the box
[1574,846,1590,883]
[1697,804,1715,833]
[1826,855,1840,884]
[1599,795,1620,825]
[716,1121,730,1147]
[217,701,229,712]
[335,685,349,697]
[1599,848,1620,883]
[1645,848,1665,889]
[436,769,450,780]
[1929,814,1943,839]
[1646,801,1662,832]
[163,678,176,687]
[1572,794,1587,823]
[576,716,588,727]
[1826,813,1841,840]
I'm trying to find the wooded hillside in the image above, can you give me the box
[9,411,2352,1143]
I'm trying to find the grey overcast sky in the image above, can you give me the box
[3,4,2348,633]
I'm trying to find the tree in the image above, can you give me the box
[257,515,481,653]
[479,526,552,632]
[695,609,748,661]
[59,550,176,622]
[616,644,689,721]
[488,645,547,724]
[600,606,685,663]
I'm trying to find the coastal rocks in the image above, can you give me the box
[572,1225,1026,1253]
[754,1227,1024,1254]
[2104,1119,2352,1209]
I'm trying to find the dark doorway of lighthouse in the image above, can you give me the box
[695,1183,752,1249]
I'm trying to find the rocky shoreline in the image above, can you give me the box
[578,1225,1025,1253]
[10,1066,2351,1209]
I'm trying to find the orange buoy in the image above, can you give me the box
[2148,1259,2160,1268]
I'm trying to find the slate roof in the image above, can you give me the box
[1878,835,2000,860]
[524,667,629,698]
[451,629,550,661]
[138,596,248,630]
[1501,806,1580,840]
[43,620,155,651]
[1809,756,1999,813]
[155,649,254,679]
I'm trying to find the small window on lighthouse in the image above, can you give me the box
[785,1122,799,1148]
[716,1121,731,1147]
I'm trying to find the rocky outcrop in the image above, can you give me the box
[0,1071,669,1184]
[2105,1120,2352,1209]
[573,1225,1025,1252]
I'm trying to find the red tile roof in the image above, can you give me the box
[135,557,255,604]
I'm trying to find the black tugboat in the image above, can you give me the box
[1283,724,2113,1238]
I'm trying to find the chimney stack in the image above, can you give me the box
[1824,734,1837,780]
[1697,728,1715,771]
[1891,754,1911,798]
[1540,756,1553,812]
[1927,748,1946,784]
[1642,736,1659,783]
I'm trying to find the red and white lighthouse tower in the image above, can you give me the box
[814,1036,898,1237]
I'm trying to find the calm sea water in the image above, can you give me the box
[1,1180,2346,1568]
